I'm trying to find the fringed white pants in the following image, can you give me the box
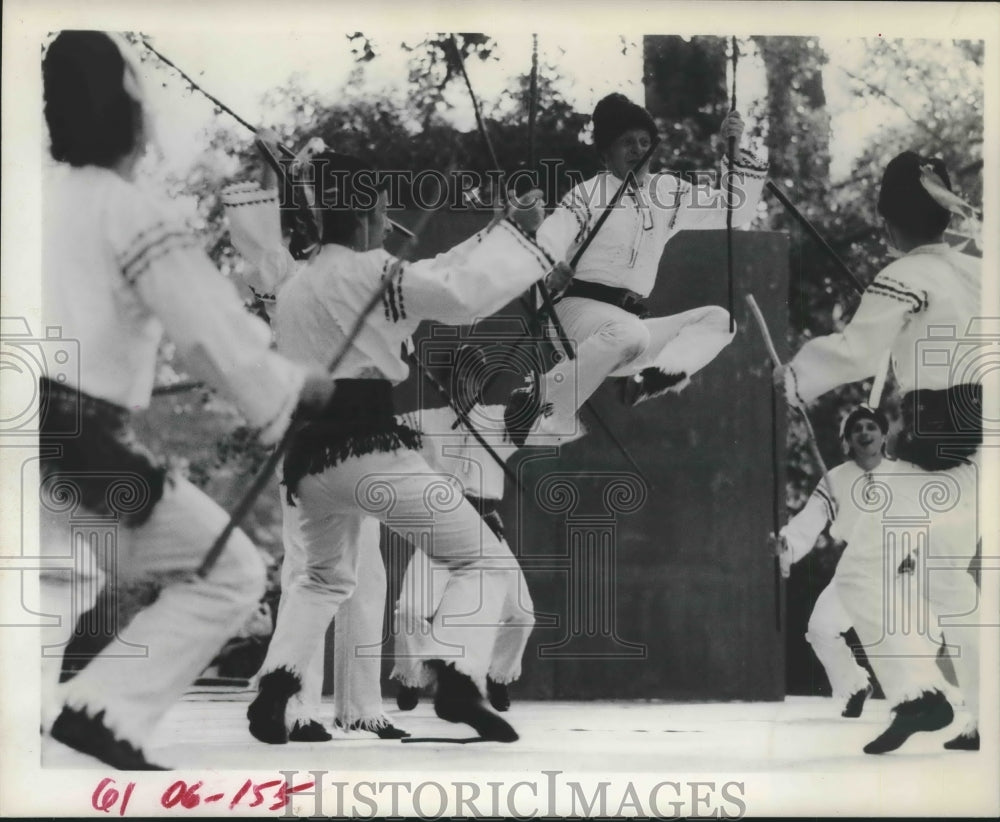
[260,449,509,698]
[39,476,266,746]
[539,297,736,435]
[391,546,536,688]
[805,583,871,700]
[279,497,387,729]
[834,457,980,726]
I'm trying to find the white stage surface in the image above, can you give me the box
[34,690,999,816]
[39,689,980,771]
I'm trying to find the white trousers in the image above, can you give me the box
[391,544,536,688]
[39,476,266,745]
[805,582,871,699]
[260,448,510,695]
[279,496,387,728]
[541,297,736,431]
[834,458,980,725]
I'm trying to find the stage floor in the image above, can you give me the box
[42,689,981,772]
[37,690,999,816]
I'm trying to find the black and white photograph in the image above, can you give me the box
[1,0,998,817]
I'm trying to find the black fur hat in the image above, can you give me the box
[841,405,889,440]
[877,151,952,240]
[592,93,657,155]
[304,150,388,246]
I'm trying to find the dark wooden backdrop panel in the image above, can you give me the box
[325,217,789,702]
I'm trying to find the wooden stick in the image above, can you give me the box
[569,138,660,269]
[745,294,836,507]
[745,293,797,634]
[765,180,864,295]
[726,36,738,334]
[410,352,525,495]
[769,380,784,630]
[868,349,892,409]
[448,34,574,363]
[196,270,401,577]
[582,403,653,491]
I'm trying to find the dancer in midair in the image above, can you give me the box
[506,92,768,445]
[776,151,982,754]
[38,31,335,769]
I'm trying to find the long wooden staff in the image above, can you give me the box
[745,294,835,631]
[726,37,738,333]
[765,181,864,295]
[745,295,834,495]
[448,34,574,362]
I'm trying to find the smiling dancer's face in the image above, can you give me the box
[848,417,885,461]
[604,128,653,182]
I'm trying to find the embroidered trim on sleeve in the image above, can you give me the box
[395,262,406,320]
[814,484,837,522]
[221,183,279,208]
[222,195,281,208]
[788,364,807,408]
[249,284,278,302]
[868,277,926,313]
[118,222,201,286]
[501,218,556,272]
[381,258,408,323]
[561,189,592,244]
[731,148,769,177]
[382,259,399,322]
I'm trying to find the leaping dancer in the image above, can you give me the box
[506,92,770,446]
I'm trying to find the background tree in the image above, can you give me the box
[124,31,986,563]
[83,33,982,683]
[757,36,983,695]
[643,35,731,175]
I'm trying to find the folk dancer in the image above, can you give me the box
[506,92,768,445]
[224,148,558,741]
[777,151,983,754]
[223,143,408,741]
[38,32,334,769]
[772,406,894,717]
[247,149,567,743]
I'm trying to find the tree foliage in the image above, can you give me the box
[642,36,731,176]
[130,32,984,558]
[754,36,983,571]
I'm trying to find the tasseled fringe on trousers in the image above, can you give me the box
[281,377,421,504]
[334,714,395,733]
[486,667,522,685]
[391,660,507,695]
[390,662,433,689]
[283,426,422,504]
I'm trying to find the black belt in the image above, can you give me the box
[465,494,504,541]
[283,378,421,502]
[464,494,499,516]
[561,280,649,317]
[895,384,982,471]
[39,378,167,526]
